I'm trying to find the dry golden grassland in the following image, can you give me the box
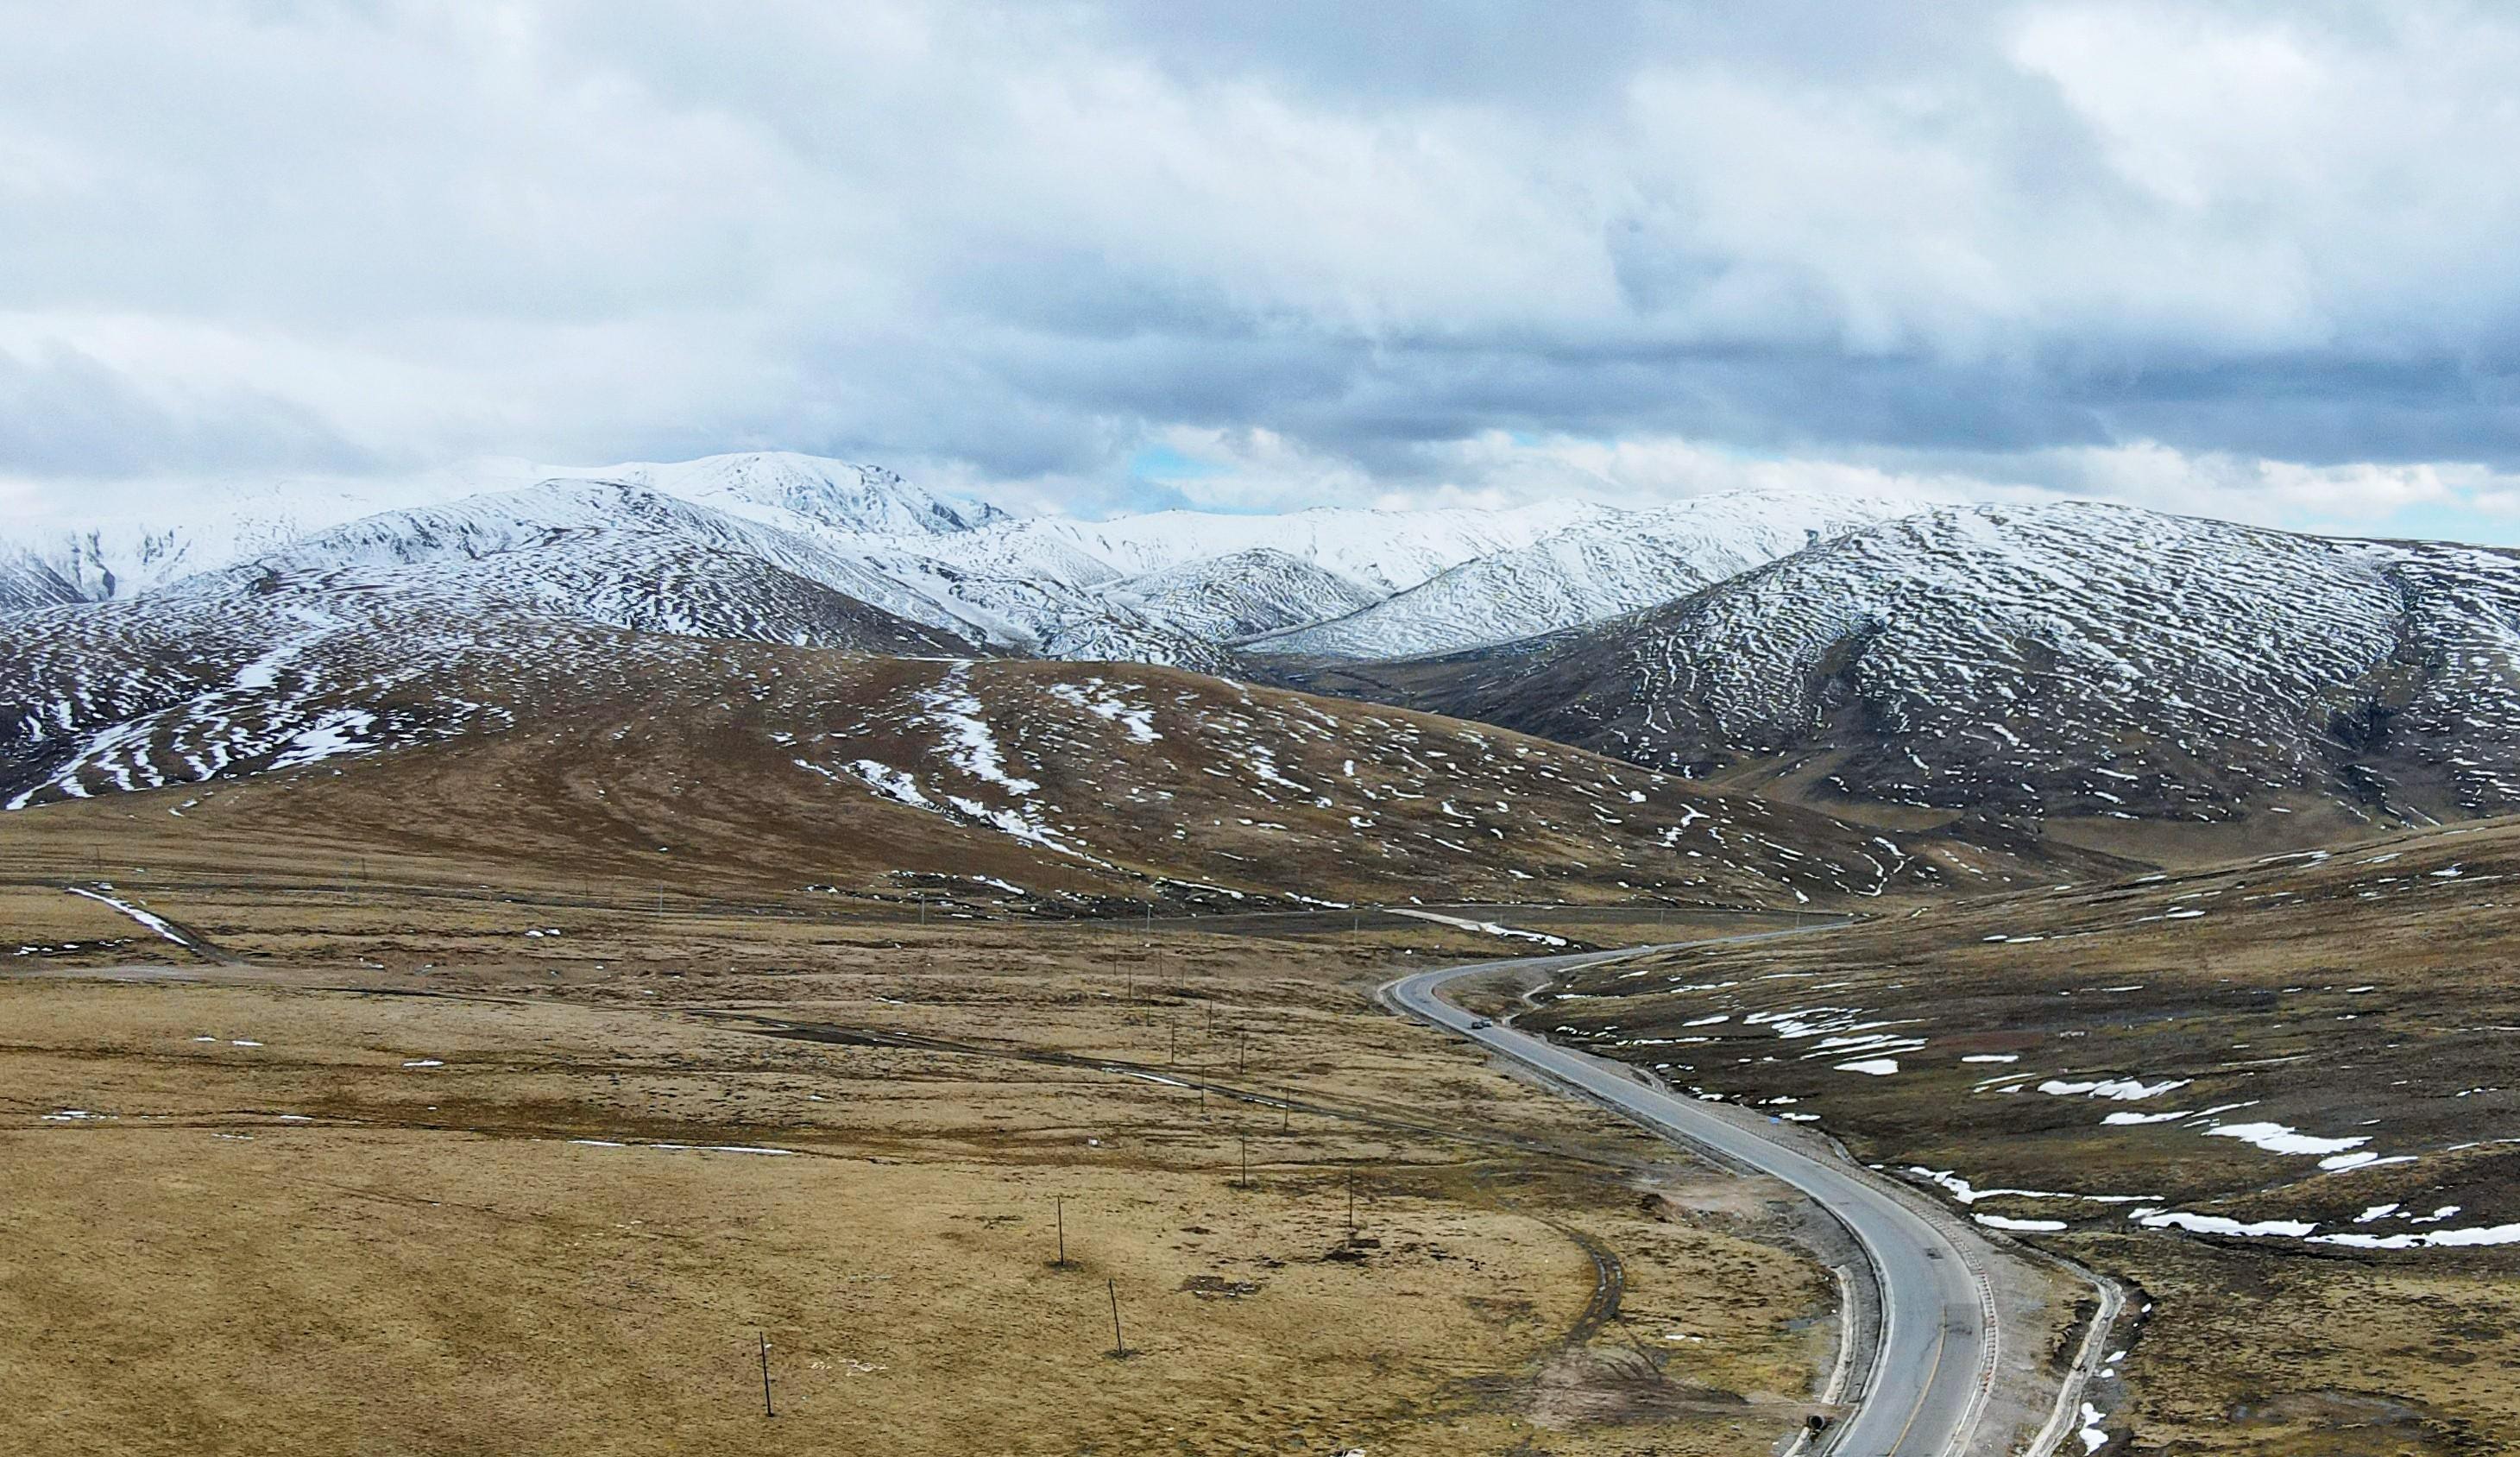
[1,812,1848,1457]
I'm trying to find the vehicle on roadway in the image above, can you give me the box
[1466,1017,1493,1029]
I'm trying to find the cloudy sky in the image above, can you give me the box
[8,0,2520,539]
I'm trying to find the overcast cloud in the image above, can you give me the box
[7,0,2520,538]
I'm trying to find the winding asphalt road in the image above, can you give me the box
[1383,942,1995,1457]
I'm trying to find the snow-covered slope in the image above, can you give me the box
[797,499,1603,667]
[10,480,428,601]
[171,480,979,634]
[1,587,510,810]
[915,500,1605,594]
[0,551,83,615]
[1384,501,2520,826]
[1095,549,1384,641]
[1248,490,1917,659]
[3,451,1001,604]
[531,451,1005,537]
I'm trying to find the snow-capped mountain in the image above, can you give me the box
[528,451,1006,537]
[845,499,1609,663]
[1370,501,2520,827]
[162,480,986,641]
[3,455,1648,670]
[3,451,1002,605]
[32,451,2520,840]
[1246,490,1918,659]
[1103,548,1384,641]
[13,445,1944,681]
[907,500,1607,595]
[16,480,422,601]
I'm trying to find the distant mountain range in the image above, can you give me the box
[3,451,1837,668]
[16,451,2520,846]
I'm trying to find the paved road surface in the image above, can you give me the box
[1384,943,1994,1457]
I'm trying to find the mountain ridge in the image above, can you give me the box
[1244,489,1920,659]
[7,454,1876,671]
[1313,500,2520,836]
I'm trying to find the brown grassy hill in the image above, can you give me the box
[1,633,2076,918]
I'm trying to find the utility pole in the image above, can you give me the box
[1238,1136,1249,1191]
[1054,1194,1071,1269]
[758,1330,774,1418]
[1106,1280,1127,1357]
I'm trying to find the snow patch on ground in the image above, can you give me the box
[2133,1208,2316,1237]
[1047,678,1161,743]
[1388,909,1567,946]
[919,664,1037,793]
[2039,1076,2189,1101]
[65,887,191,948]
[1975,1213,2068,1233]
[2201,1120,2368,1157]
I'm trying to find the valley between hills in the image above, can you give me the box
[6,452,2519,1456]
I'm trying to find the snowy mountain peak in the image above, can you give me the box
[1106,547,1385,641]
[551,451,1008,537]
[1248,488,1919,659]
[0,451,1009,607]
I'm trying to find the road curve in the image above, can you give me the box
[1384,943,1994,1457]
